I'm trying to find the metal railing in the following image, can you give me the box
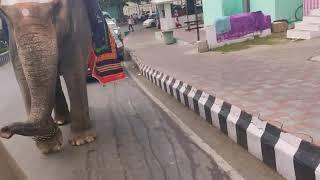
[0,51,10,67]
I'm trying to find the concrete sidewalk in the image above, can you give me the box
[125,27,320,179]
[125,28,320,145]
[173,28,206,44]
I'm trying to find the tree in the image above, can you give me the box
[128,0,141,5]
[99,0,128,11]
[99,0,129,22]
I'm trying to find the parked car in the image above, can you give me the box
[110,27,124,61]
[143,13,157,28]
[102,11,116,23]
[106,19,121,41]
[105,19,124,60]
[102,12,124,60]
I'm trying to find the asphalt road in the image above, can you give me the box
[0,62,230,180]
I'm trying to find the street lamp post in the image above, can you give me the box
[194,0,200,41]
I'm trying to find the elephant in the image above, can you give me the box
[0,0,97,154]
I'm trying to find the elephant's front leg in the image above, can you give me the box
[61,49,96,146]
[63,69,96,146]
[54,75,71,126]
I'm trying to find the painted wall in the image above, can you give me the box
[250,0,302,21]
[223,0,244,16]
[276,0,302,21]
[203,0,302,25]
[250,0,276,20]
[304,0,320,15]
[202,0,223,26]
[203,0,244,25]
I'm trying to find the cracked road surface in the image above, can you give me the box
[0,63,230,180]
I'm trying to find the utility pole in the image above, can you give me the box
[186,0,190,29]
[194,0,200,41]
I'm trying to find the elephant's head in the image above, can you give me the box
[0,0,70,138]
[0,0,70,58]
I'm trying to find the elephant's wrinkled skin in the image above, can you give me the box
[0,0,96,154]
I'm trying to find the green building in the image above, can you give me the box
[203,0,303,26]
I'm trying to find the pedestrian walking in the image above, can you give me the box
[174,9,181,28]
[128,15,134,32]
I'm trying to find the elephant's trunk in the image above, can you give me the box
[0,122,57,139]
[2,24,59,138]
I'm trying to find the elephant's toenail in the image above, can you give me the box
[85,137,93,142]
[69,140,75,145]
[76,140,84,146]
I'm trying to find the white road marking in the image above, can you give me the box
[227,105,242,143]
[247,117,267,161]
[275,133,302,180]
[187,87,197,110]
[211,98,224,130]
[172,80,180,99]
[178,83,188,105]
[198,92,210,119]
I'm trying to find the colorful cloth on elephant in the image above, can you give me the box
[90,30,125,84]
[85,0,125,84]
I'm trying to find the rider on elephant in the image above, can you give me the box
[84,0,110,54]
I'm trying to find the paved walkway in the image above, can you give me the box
[125,27,320,145]
[173,28,206,44]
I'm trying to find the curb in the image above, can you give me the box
[127,49,320,180]
[0,51,10,67]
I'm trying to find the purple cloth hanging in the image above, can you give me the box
[217,11,271,42]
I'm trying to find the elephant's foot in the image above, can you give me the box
[69,128,96,146]
[54,113,71,126]
[35,128,63,154]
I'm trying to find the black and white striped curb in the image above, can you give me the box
[0,51,10,67]
[130,55,320,180]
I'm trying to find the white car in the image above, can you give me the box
[143,14,157,28]
[106,19,121,37]
[105,19,124,60]
[102,11,116,23]
[102,13,124,60]
[143,19,156,28]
